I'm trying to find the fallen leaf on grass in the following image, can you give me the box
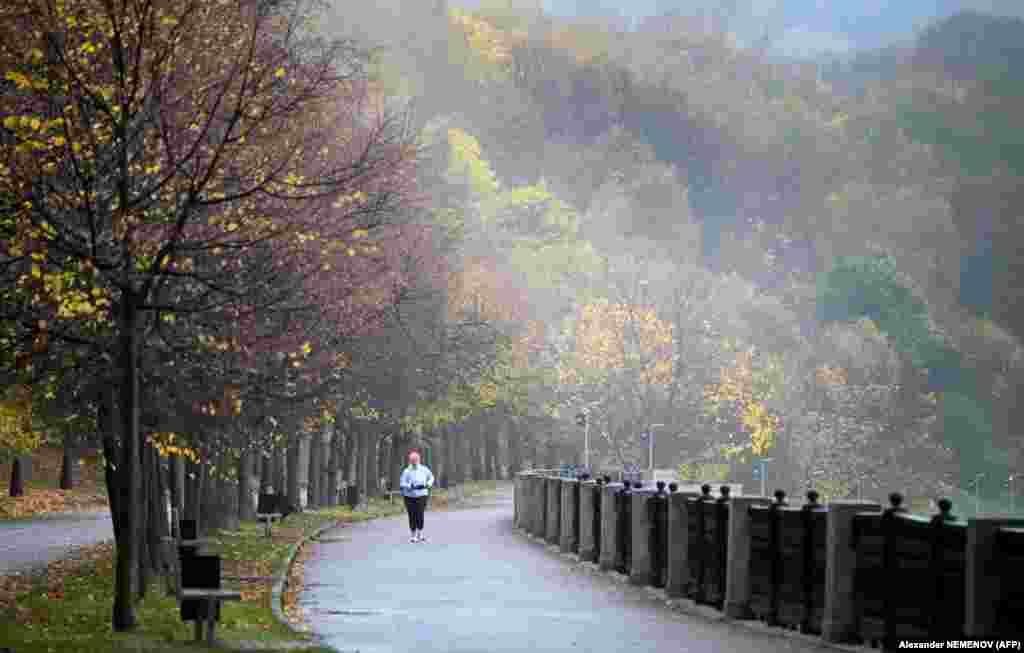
[0,487,108,519]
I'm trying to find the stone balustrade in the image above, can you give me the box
[515,472,1024,646]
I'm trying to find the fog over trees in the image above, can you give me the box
[2,0,1023,629]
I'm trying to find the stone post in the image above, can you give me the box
[599,484,622,571]
[546,476,561,545]
[513,473,522,529]
[666,491,699,598]
[578,480,598,562]
[630,490,656,586]
[724,495,772,618]
[964,517,1024,637]
[560,479,579,553]
[534,475,546,538]
[820,500,881,642]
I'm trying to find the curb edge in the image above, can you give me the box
[270,516,345,649]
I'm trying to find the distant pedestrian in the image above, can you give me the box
[400,450,434,543]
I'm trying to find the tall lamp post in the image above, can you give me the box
[969,472,985,516]
[576,411,590,471]
[642,424,665,472]
[1008,473,1018,515]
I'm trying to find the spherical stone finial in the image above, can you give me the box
[806,490,820,505]
[596,477,604,486]
[774,489,786,504]
[656,480,666,493]
[719,485,731,498]
[937,498,953,516]
[668,482,678,493]
[889,492,903,509]
[701,484,712,496]
[603,475,612,484]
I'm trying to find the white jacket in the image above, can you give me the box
[399,465,434,498]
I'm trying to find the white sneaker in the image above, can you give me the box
[417,534,427,543]
[410,534,418,543]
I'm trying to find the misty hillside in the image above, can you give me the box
[323,0,1024,499]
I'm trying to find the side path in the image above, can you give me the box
[300,487,835,653]
[0,509,113,576]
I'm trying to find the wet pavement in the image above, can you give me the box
[0,509,113,575]
[300,488,834,653]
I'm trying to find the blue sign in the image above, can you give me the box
[752,459,768,481]
[559,464,579,479]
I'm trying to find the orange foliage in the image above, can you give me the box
[560,300,674,386]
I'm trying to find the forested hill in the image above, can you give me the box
[329,0,1024,491]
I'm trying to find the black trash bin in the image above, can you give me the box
[346,483,360,509]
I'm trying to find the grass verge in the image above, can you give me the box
[0,480,507,652]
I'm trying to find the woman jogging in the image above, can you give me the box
[400,450,434,542]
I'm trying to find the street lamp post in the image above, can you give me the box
[576,411,590,472]
[1009,474,1018,514]
[646,424,665,472]
[971,472,985,516]
[584,418,590,470]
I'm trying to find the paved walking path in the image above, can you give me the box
[300,488,834,653]
[0,509,113,575]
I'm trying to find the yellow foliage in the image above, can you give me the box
[0,386,42,456]
[147,432,200,463]
[561,300,675,387]
[704,350,781,456]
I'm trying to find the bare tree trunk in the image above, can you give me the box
[221,470,239,531]
[485,421,499,480]
[358,425,373,501]
[319,433,331,506]
[378,434,390,492]
[8,458,26,497]
[508,418,522,476]
[196,457,210,533]
[366,429,379,499]
[143,443,168,594]
[259,454,272,494]
[239,446,255,522]
[389,434,404,494]
[327,429,341,507]
[60,431,78,490]
[136,438,156,601]
[287,437,301,509]
[341,427,355,484]
[470,429,484,481]
[99,387,121,537]
[446,426,460,485]
[307,432,320,509]
[169,454,184,517]
[433,431,446,487]
[273,448,285,496]
[184,456,201,522]
[112,296,141,631]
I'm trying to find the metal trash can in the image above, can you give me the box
[346,483,359,509]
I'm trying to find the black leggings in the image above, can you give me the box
[404,495,427,531]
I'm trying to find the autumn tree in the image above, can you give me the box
[0,0,418,630]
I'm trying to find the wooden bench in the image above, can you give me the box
[164,510,242,645]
